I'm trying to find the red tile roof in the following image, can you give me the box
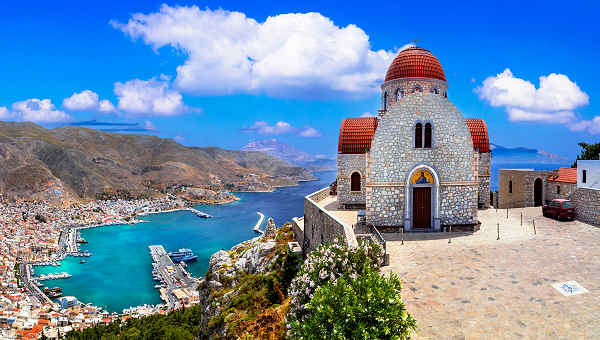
[547,168,577,184]
[465,118,490,153]
[338,117,378,154]
[385,47,446,82]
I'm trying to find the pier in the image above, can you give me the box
[253,212,265,234]
[148,245,198,308]
[187,207,212,218]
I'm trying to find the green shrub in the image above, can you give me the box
[288,269,416,339]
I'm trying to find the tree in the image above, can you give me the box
[573,142,600,167]
[288,269,417,340]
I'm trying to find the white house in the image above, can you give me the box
[577,160,600,190]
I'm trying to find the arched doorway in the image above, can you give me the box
[534,178,543,206]
[406,167,438,230]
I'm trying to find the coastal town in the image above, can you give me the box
[0,196,207,339]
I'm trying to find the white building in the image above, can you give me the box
[57,296,79,310]
[577,160,600,190]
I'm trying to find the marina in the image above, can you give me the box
[148,245,198,308]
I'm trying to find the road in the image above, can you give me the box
[149,245,197,308]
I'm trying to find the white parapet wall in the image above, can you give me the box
[303,187,358,252]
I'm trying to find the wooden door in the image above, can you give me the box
[413,187,431,228]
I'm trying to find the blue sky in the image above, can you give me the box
[0,1,598,160]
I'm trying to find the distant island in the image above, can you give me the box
[0,122,316,204]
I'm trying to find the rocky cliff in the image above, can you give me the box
[197,222,299,339]
[0,122,316,203]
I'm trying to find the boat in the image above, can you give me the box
[168,248,198,262]
[48,291,62,298]
[80,260,86,264]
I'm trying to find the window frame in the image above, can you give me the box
[415,123,423,148]
[350,172,362,192]
[509,180,513,193]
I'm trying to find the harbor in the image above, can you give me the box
[148,245,199,308]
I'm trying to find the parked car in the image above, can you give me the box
[542,199,576,221]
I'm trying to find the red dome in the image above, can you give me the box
[338,117,378,154]
[465,118,490,153]
[385,47,446,82]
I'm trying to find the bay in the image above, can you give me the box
[36,171,336,313]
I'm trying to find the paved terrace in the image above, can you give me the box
[315,195,359,228]
[382,207,600,339]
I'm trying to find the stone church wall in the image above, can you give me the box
[478,153,491,208]
[367,92,477,227]
[440,185,478,225]
[571,187,600,225]
[337,153,367,207]
[381,77,448,112]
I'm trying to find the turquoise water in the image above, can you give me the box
[36,171,336,312]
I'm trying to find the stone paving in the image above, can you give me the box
[383,207,600,339]
[317,195,359,228]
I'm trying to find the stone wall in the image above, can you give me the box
[366,92,477,228]
[478,152,491,208]
[571,187,600,225]
[337,153,367,207]
[381,77,448,114]
[303,187,358,252]
[440,185,478,225]
[498,169,553,208]
[545,181,577,202]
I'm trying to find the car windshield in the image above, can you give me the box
[563,202,574,208]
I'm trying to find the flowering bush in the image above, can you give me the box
[286,239,382,331]
[289,269,417,339]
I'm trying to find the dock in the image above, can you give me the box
[148,245,198,308]
[253,212,265,234]
[187,208,212,218]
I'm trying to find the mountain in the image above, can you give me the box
[242,139,336,172]
[490,143,570,164]
[0,122,315,203]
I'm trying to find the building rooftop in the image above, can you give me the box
[338,117,378,154]
[465,118,490,153]
[384,47,446,82]
[547,167,577,184]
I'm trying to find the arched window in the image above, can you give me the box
[443,92,447,98]
[557,185,561,194]
[424,123,432,148]
[509,180,513,193]
[383,92,388,110]
[351,172,361,191]
[415,123,423,148]
[413,84,423,93]
[431,87,439,94]
[395,88,403,101]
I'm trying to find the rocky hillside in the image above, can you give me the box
[0,122,315,203]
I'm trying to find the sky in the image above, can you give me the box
[0,0,598,160]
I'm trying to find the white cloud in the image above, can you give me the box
[143,120,157,131]
[11,99,71,123]
[360,112,375,117]
[245,121,293,135]
[0,106,13,120]
[476,68,600,133]
[63,90,117,113]
[299,126,321,137]
[174,135,185,143]
[111,5,396,98]
[114,77,187,116]
[476,69,588,123]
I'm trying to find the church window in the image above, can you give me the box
[383,92,388,110]
[413,84,423,93]
[431,87,439,94]
[509,180,513,193]
[395,88,403,101]
[557,185,560,194]
[351,172,361,191]
[443,91,447,98]
[424,123,432,148]
[415,123,423,148]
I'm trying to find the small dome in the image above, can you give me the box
[385,47,446,82]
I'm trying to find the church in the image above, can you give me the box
[335,46,491,231]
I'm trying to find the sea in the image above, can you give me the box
[36,171,337,313]
[35,162,567,312]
